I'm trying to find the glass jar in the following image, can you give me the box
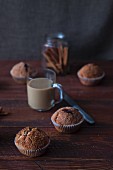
[42,33,69,75]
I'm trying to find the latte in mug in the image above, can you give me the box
[27,78,63,111]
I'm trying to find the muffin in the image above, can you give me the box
[77,63,105,86]
[51,107,84,133]
[10,62,38,84]
[14,127,50,157]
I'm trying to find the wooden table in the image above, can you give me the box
[0,60,113,170]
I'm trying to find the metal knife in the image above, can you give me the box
[63,91,95,124]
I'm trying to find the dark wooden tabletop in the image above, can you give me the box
[0,60,113,170]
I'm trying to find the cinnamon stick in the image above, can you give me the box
[42,52,60,73]
[56,63,63,73]
[58,44,63,70]
[48,48,59,63]
[63,47,68,66]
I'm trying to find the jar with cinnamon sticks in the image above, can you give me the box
[42,33,69,75]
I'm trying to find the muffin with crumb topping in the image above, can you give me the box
[14,127,50,157]
[51,107,84,133]
[10,62,38,84]
[77,63,105,86]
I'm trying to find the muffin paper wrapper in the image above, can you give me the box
[14,139,50,157]
[51,112,84,133]
[77,71,105,86]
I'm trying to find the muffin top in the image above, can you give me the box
[78,63,103,78]
[55,107,83,125]
[15,127,49,150]
[10,62,37,78]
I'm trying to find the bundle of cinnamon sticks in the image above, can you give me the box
[42,44,68,74]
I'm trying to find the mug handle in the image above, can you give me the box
[52,83,63,104]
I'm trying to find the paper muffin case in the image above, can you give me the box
[77,71,105,86]
[10,69,26,84]
[12,76,26,84]
[14,138,50,157]
[51,112,84,133]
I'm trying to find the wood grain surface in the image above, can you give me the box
[0,60,113,170]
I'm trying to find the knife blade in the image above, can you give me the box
[63,91,95,124]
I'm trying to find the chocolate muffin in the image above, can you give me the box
[14,127,50,157]
[10,62,38,84]
[77,63,105,86]
[51,107,84,133]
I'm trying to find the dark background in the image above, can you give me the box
[0,0,113,60]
